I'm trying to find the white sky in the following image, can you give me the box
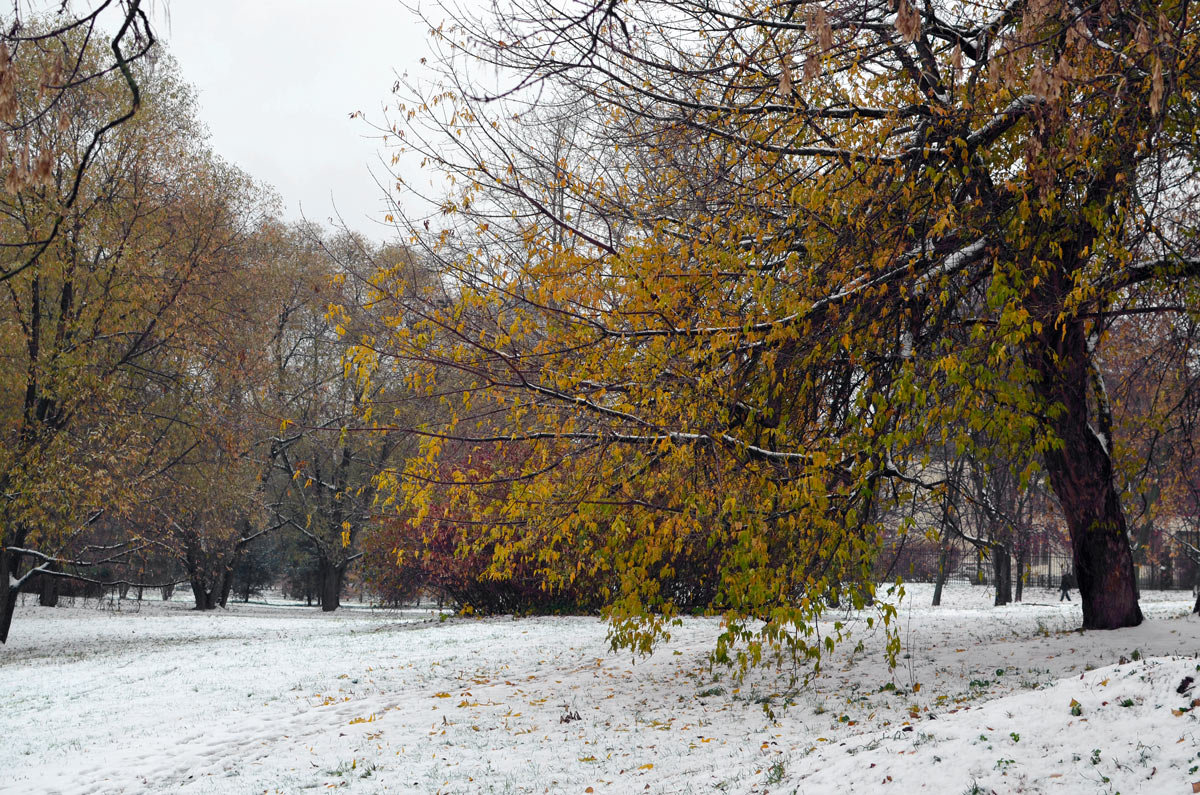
[158,0,441,237]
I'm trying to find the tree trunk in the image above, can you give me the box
[1014,547,1026,602]
[0,548,20,644]
[220,520,250,609]
[190,578,219,610]
[1029,321,1142,630]
[217,565,235,609]
[1193,568,1199,614]
[932,544,950,606]
[319,559,345,612]
[992,544,1011,606]
[38,566,59,608]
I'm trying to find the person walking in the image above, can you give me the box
[1059,570,1075,601]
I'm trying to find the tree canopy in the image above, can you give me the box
[359,0,1200,668]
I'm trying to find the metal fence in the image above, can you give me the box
[880,546,1199,591]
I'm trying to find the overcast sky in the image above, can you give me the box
[158,1,441,237]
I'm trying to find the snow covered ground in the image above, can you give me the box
[1,584,1198,794]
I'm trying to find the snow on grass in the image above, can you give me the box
[1,584,1198,793]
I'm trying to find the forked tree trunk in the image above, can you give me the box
[319,559,346,613]
[1030,322,1142,630]
[191,577,220,610]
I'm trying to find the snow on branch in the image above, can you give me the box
[603,236,989,340]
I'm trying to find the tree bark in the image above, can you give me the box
[217,564,235,609]
[1029,321,1142,629]
[932,544,949,606]
[992,544,1011,606]
[0,548,20,644]
[318,559,345,612]
[1014,546,1026,602]
[38,566,59,608]
[190,577,219,610]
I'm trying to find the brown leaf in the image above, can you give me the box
[1135,21,1152,54]
[814,6,833,53]
[1150,57,1164,116]
[895,0,921,43]
[779,57,793,98]
[803,54,820,83]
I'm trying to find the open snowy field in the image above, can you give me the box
[2,585,1199,794]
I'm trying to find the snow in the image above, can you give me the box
[1,585,1198,793]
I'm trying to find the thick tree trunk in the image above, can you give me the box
[992,544,1011,606]
[38,567,59,608]
[190,578,219,610]
[1030,322,1142,630]
[0,548,19,643]
[319,559,345,613]
[1042,420,1141,627]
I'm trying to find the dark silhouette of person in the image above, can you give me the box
[1059,570,1075,601]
